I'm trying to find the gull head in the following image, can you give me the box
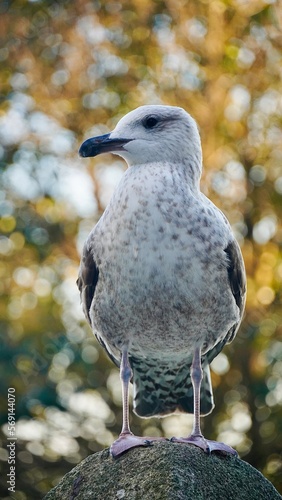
[79,105,202,180]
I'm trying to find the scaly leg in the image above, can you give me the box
[111,347,161,457]
[171,346,237,456]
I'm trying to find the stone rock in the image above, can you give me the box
[44,441,281,500]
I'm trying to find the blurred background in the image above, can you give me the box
[0,0,282,497]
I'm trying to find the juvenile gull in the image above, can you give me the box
[78,105,246,458]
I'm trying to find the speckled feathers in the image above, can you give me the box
[78,105,246,418]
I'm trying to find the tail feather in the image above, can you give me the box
[130,356,214,418]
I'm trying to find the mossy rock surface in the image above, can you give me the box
[44,441,282,500]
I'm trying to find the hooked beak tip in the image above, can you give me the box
[79,134,132,158]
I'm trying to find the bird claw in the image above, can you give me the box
[110,433,167,458]
[171,435,238,456]
[206,439,238,456]
[171,435,210,453]
[110,433,151,458]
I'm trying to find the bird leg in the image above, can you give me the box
[110,347,155,458]
[171,346,237,456]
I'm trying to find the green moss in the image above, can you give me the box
[44,441,282,500]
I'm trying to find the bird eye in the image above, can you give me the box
[143,116,159,129]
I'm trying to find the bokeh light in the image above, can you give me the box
[1,0,282,497]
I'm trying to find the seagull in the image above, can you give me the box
[77,105,246,458]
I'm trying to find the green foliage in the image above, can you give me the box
[0,0,282,497]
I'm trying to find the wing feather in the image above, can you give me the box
[76,245,99,326]
[205,239,246,365]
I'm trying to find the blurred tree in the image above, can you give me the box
[0,0,282,497]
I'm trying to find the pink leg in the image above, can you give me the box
[110,347,165,458]
[172,347,237,456]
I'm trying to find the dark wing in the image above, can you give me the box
[76,244,99,326]
[205,238,246,365]
[76,244,120,368]
[225,239,246,319]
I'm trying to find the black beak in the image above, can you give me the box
[79,133,132,158]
